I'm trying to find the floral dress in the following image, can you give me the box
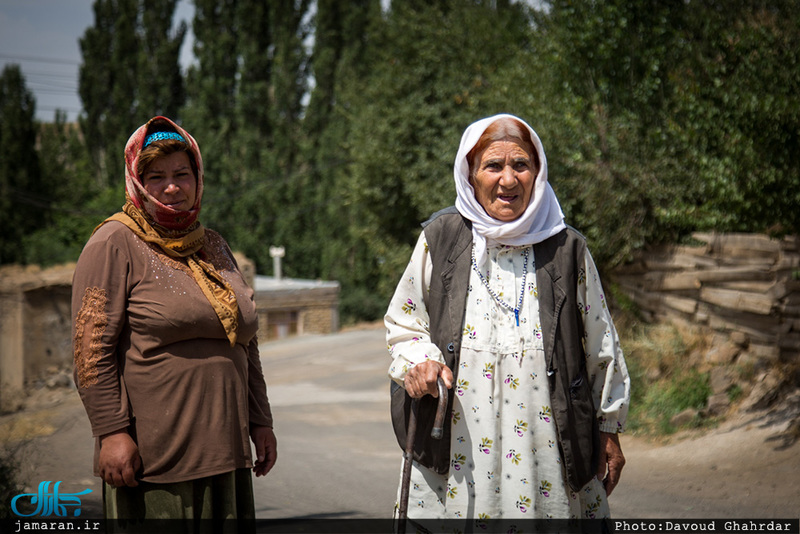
[386,232,629,527]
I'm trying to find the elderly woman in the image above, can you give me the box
[387,114,629,525]
[72,116,276,523]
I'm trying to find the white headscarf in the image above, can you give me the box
[453,113,566,263]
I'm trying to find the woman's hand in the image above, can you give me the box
[596,431,626,497]
[404,361,453,399]
[250,425,277,477]
[98,430,142,487]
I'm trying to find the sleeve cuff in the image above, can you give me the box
[598,419,625,433]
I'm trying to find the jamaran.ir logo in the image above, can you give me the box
[11,481,92,517]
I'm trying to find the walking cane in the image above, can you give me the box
[397,377,448,533]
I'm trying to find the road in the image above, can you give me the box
[4,325,798,523]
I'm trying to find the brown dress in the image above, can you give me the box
[72,221,273,485]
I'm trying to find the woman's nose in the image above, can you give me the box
[164,182,180,194]
[499,165,517,186]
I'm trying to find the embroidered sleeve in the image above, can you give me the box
[73,287,108,388]
[579,249,631,433]
[71,230,132,437]
[385,231,445,387]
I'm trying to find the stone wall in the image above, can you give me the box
[253,278,340,341]
[612,232,800,367]
[0,264,74,412]
[610,232,800,420]
[0,259,340,413]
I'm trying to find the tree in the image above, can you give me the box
[297,0,384,319]
[669,0,800,235]
[0,65,43,264]
[25,112,106,266]
[496,0,689,268]
[79,0,141,187]
[184,0,313,277]
[341,0,536,313]
[522,0,800,270]
[138,0,187,118]
[79,0,186,188]
[229,0,311,275]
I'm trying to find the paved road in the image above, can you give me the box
[7,325,798,522]
[9,326,401,521]
[252,327,399,519]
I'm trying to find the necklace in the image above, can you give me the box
[471,246,529,327]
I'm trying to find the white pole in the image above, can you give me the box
[269,246,285,281]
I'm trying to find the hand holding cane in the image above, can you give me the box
[398,377,448,532]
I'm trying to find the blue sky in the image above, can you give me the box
[0,0,194,122]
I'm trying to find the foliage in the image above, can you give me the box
[617,314,714,435]
[296,0,384,322]
[0,446,26,519]
[3,0,800,325]
[493,0,689,267]
[0,65,43,264]
[342,0,536,311]
[184,0,312,277]
[667,1,800,235]
[25,113,115,265]
[79,0,186,188]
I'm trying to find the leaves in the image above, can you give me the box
[3,0,799,326]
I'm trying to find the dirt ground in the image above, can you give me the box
[611,393,800,518]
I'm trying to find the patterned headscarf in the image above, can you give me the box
[95,116,239,346]
[124,116,204,230]
[453,114,566,263]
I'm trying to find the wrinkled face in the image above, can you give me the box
[470,140,536,222]
[142,151,197,211]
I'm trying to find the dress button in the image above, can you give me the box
[447,342,455,352]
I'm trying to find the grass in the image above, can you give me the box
[0,438,28,518]
[0,415,47,518]
[611,293,715,437]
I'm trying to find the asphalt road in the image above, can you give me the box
[8,326,401,521]
[7,325,798,524]
[251,326,400,519]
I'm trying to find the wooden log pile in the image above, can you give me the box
[611,232,800,364]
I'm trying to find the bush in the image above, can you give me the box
[616,309,714,436]
[0,445,26,518]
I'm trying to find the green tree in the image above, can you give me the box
[138,0,187,117]
[79,0,141,187]
[669,0,800,235]
[229,0,311,274]
[183,0,238,135]
[495,0,689,268]
[298,0,383,319]
[184,0,312,277]
[25,112,107,265]
[499,0,800,272]
[79,0,186,188]
[0,65,43,264]
[183,0,246,264]
[342,0,535,313]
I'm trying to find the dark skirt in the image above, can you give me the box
[103,468,255,533]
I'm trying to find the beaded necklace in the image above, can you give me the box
[471,245,529,327]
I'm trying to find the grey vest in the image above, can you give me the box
[390,207,600,491]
